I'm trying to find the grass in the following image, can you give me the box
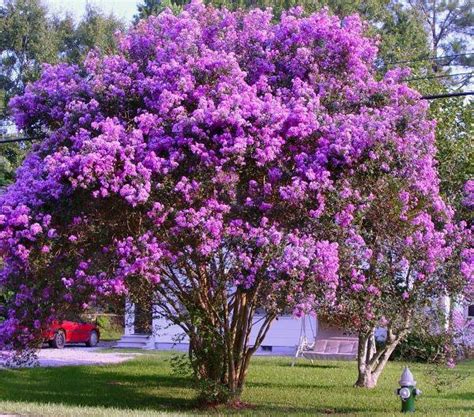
[0,351,472,416]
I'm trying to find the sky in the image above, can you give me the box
[43,0,140,22]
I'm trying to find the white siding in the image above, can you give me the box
[150,314,313,354]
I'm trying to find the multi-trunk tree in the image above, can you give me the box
[319,148,471,387]
[0,1,471,402]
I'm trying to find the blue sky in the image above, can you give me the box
[43,0,140,22]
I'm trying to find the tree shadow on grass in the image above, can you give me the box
[285,362,340,369]
[2,359,468,416]
[250,404,361,416]
[443,392,474,401]
[247,381,336,390]
[0,365,196,412]
[0,363,363,416]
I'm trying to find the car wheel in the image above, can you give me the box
[86,330,99,347]
[51,330,66,349]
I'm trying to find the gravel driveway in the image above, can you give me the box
[0,345,139,368]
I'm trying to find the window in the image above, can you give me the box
[468,305,474,317]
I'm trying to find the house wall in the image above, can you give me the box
[124,304,322,355]
[151,314,318,355]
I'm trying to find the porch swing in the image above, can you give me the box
[292,315,358,366]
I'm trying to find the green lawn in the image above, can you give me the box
[0,352,472,416]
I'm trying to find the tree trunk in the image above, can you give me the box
[354,325,408,388]
[156,264,276,406]
[355,332,379,388]
[355,310,413,388]
[185,289,276,405]
[189,324,273,405]
[355,367,378,388]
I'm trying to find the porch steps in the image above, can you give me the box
[114,334,154,350]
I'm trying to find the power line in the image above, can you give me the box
[386,51,474,66]
[421,91,473,100]
[0,137,37,144]
[406,71,473,82]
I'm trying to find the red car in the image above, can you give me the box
[44,320,100,349]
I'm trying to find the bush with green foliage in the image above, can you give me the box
[392,331,453,364]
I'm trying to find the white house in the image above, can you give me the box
[116,300,320,354]
[115,299,364,358]
[115,296,473,357]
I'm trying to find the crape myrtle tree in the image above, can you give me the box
[0,0,471,401]
[319,152,471,387]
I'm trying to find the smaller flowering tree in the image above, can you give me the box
[318,135,472,387]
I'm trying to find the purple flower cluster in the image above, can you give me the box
[0,1,470,351]
[463,180,474,209]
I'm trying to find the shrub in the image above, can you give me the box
[392,331,453,364]
[95,315,124,341]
